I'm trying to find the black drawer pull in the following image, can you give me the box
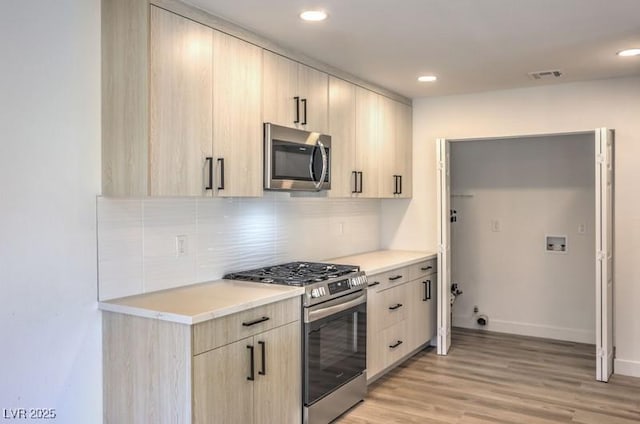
[205,157,213,190]
[242,316,270,327]
[247,345,255,381]
[389,303,403,311]
[389,340,403,349]
[294,96,300,124]
[388,275,403,281]
[421,266,433,271]
[368,281,381,288]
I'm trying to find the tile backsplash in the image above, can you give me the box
[97,192,381,300]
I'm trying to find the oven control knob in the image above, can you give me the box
[320,287,326,296]
[311,288,319,298]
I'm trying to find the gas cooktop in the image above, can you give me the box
[224,261,359,286]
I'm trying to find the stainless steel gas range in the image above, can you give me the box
[225,262,368,424]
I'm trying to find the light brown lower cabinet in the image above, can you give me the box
[366,259,437,382]
[103,297,301,424]
[193,321,301,424]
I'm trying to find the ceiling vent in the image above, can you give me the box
[528,70,563,80]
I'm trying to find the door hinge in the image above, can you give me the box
[438,244,446,254]
[597,251,606,261]
[596,347,605,358]
[596,154,606,164]
[437,160,445,170]
[438,326,449,337]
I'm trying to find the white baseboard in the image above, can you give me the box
[453,314,595,344]
[615,358,640,378]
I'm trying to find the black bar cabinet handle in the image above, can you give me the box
[293,96,300,124]
[422,280,429,301]
[205,157,213,190]
[358,172,363,193]
[399,175,402,195]
[242,316,270,327]
[389,340,403,349]
[258,341,266,376]
[368,281,380,288]
[389,275,403,281]
[427,279,432,300]
[301,98,307,125]
[247,345,255,381]
[392,175,398,195]
[389,303,403,310]
[352,171,358,194]
[421,266,433,271]
[217,158,225,190]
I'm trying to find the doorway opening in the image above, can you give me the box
[436,129,614,382]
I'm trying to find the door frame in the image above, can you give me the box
[435,129,614,382]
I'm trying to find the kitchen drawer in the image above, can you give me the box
[381,321,408,365]
[409,258,436,281]
[192,296,300,355]
[377,282,409,330]
[367,267,410,292]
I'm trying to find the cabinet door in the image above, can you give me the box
[377,95,397,198]
[263,51,299,129]
[328,77,357,197]
[254,322,301,424]
[366,285,384,379]
[355,87,379,198]
[298,64,328,133]
[149,6,213,196]
[212,31,263,197]
[395,101,413,198]
[193,338,254,424]
[407,277,434,352]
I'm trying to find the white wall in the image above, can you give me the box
[98,194,381,300]
[0,0,102,422]
[381,76,640,376]
[450,134,595,343]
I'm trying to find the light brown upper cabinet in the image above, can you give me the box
[103,5,262,197]
[328,76,413,199]
[328,77,357,197]
[263,51,328,133]
[149,6,213,196]
[354,87,380,198]
[212,31,263,197]
[394,101,413,198]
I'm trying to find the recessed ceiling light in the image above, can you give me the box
[418,75,437,82]
[300,10,327,22]
[617,48,640,57]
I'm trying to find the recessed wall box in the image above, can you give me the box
[545,235,567,253]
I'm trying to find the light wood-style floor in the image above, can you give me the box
[338,328,640,424]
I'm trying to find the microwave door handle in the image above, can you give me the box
[309,139,328,190]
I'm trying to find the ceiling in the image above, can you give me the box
[185,0,640,99]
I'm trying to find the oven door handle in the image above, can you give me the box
[309,139,328,191]
[306,292,366,323]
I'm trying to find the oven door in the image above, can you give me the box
[304,291,366,406]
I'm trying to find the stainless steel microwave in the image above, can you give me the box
[264,123,331,191]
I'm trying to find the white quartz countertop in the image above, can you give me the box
[327,249,436,275]
[98,280,304,325]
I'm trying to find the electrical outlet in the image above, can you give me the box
[175,235,188,257]
[473,305,479,314]
[578,223,586,234]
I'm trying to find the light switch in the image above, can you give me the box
[175,235,188,257]
[491,220,500,232]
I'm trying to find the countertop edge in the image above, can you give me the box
[98,287,304,325]
[365,253,437,275]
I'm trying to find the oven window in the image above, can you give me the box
[272,139,330,182]
[305,303,366,405]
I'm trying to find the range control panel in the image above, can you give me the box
[308,272,368,301]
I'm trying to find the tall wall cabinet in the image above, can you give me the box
[328,80,412,198]
[103,0,412,198]
[104,3,262,197]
